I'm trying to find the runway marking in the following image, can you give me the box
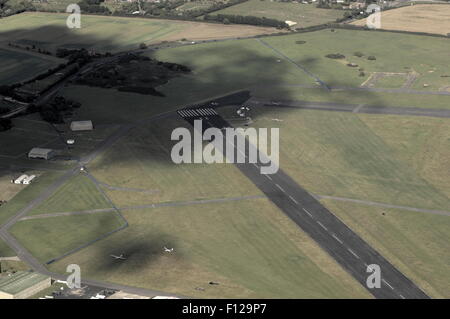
[332,234,343,244]
[265,175,272,181]
[317,221,328,231]
[347,248,359,259]
[382,279,394,290]
[289,195,298,205]
[302,208,313,217]
[253,163,259,169]
[275,183,285,193]
[399,294,405,299]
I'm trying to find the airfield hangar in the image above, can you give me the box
[70,120,93,131]
[0,271,51,299]
[28,148,55,160]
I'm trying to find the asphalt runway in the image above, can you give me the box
[178,108,430,299]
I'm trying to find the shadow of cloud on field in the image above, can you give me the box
[89,232,181,274]
[0,23,132,53]
[0,24,389,190]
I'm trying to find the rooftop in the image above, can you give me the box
[0,271,50,295]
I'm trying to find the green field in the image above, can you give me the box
[0,47,62,85]
[217,105,450,297]
[223,106,450,210]
[259,29,450,90]
[47,198,370,298]
[0,239,14,257]
[0,12,274,54]
[0,171,64,226]
[0,12,183,53]
[27,173,112,216]
[212,0,344,28]
[10,211,125,263]
[322,200,450,298]
[87,116,262,207]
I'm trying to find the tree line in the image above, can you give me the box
[204,14,289,29]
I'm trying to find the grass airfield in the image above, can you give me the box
[218,104,450,298]
[0,14,449,298]
[47,198,370,298]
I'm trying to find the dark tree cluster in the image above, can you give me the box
[39,96,81,124]
[325,53,345,59]
[76,54,191,97]
[204,14,289,29]
[77,0,110,14]
[0,118,12,132]
[7,42,52,56]
[180,0,249,18]
[0,0,34,17]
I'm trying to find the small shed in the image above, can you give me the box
[70,120,93,131]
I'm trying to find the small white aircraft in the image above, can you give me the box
[110,254,126,260]
[163,247,174,253]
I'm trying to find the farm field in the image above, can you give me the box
[211,0,344,28]
[351,4,450,36]
[47,198,371,298]
[26,173,112,216]
[9,211,125,263]
[0,46,62,85]
[321,200,450,298]
[0,12,277,53]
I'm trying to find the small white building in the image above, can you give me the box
[28,148,55,160]
[285,20,298,28]
[23,175,36,185]
[70,120,93,132]
[13,174,28,184]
